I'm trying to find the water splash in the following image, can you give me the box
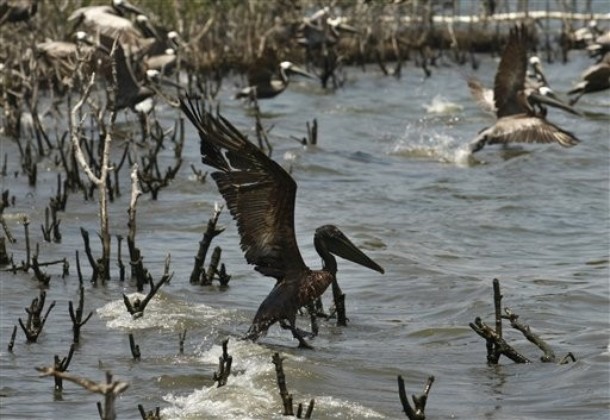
[391,121,478,167]
[161,340,386,419]
[423,94,463,114]
[97,292,233,331]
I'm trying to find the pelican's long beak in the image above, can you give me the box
[317,225,385,274]
[118,0,146,16]
[287,64,317,80]
[529,90,582,116]
[146,70,185,90]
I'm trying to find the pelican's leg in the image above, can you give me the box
[279,319,314,349]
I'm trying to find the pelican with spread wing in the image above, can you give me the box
[180,98,384,348]
[469,24,581,153]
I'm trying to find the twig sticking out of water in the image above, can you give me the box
[469,278,576,364]
[18,290,56,343]
[52,344,76,391]
[137,121,183,200]
[70,71,113,282]
[397,375,435,420]
[31,243,51,286]
[138,404,160,420]
[129,334,141,360]
[36,368,129,420]
[272,352,315,418]
[41,204,62,243]
[69,285,93,344]
[116,235,125,281]
[178,329,187,354]
[7,325,17,352]
[126,164,148,291]
[503,308,576,364]
[79,227,103,283]
[123,254,173,318]
[190,164,208,183]
[190,204,225,285]
[291,119,318,146]
[212,338,232,387]
[0,237,10,266]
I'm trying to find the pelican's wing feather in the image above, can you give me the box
[494,24,528,117]
[486,115,580,147]
[180,97,307,281]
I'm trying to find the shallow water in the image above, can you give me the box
[1,50,609,419]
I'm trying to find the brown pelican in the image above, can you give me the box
[567,52,610,105]
[179,98,384,348]
[36,32,97,92]
[0,0,38,24]
[296,7,358,49]
[68,0,146,49]
[469,25,580,153]
[467,55,580,118]
[97,34,154,112]
[235,60,314,100]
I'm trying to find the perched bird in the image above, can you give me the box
[468,24,580,154]
[235,60,315,100]
[179,98,384,348]
[567,52,610,105]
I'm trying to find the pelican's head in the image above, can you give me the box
[280,61,316,80]
[529,56,541,66]
[538,86,552,96]
[75,31,88,41]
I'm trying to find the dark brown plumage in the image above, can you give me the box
[179,98,384,348]
[469,24,581,153]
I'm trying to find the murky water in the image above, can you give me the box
[1,50,609,419]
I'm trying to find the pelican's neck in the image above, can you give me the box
[314,236,337,274]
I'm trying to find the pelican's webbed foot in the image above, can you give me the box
[279,320,314,349]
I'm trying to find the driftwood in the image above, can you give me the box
[138,404,161,420]
[70,72,113,281]
[212,338,232,388]
[36,368,129,420]
[51,344,76,391]
[129,334,141,360]
[178,329,187,354]
[7,325,17,352]
[398,375,435,420]
[469,278,576,364]
[123,254,173,317]
[18,290,56,343]
[272,352,314,418]
[190,203,225,285]
[69,285,93,344]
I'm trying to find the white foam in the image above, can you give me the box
[423,94,463,114]
[161,340,383,419]
[391,123,477,166]
[97,292,232,330]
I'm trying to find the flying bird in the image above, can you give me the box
[179,97,384,348]
[567,52,610,105]
[468,24,581,154]
[236,60,315,100]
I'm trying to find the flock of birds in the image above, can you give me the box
[1,0,609,348]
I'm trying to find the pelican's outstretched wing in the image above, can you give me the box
[470,114,580,152]
[494,24,528,118]
[180,97,307,280]
[467,77,496,114]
